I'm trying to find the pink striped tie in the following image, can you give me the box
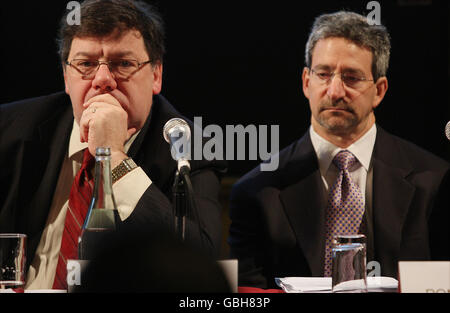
[53,149,95,289]
[324,150,365,277]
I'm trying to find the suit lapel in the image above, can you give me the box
[279,133,327,276]
[17,103,73,264]
[372,127,415,273]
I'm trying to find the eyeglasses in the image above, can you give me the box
[65,58,151,79]
[310,68,374,89]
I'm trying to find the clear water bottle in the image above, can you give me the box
[78,147,120,260]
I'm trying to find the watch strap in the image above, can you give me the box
[112,158,137,184]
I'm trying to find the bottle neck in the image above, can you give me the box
[92,154,115,209]
[82,152,118,230]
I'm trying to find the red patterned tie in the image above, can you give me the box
[53,149,95,289]
[323,150,365,277]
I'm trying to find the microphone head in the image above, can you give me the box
[446,121,450,141]
[163,118,191,143]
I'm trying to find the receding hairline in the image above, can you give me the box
[304,12,391,80]
[309,36,375,66]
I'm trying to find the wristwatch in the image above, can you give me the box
[112,158,138,184]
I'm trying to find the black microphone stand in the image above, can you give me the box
[172,165,199,243]
[173,170,187,242]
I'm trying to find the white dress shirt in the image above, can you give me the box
[25,121,152,290]
[309,124,377,214]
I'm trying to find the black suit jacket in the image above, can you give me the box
[228,126,450,288]
[0,91,227,270]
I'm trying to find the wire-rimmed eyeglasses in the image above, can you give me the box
[65,58,151,79]
[310,68,374,89]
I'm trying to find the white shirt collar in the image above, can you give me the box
[68,121,88,159]
[309,124,377,174]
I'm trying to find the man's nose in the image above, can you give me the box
[326,75,346,101]
[92,63,117,92]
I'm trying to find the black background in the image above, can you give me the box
[1,0,449,177]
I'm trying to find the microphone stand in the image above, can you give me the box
[173,171,187,242]
[172,165,202,245]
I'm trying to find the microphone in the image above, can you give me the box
[446,121,450,141]
[163,118,191,173]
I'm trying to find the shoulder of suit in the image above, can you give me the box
[376,126,450,172]
[232,133,313,195]
[139,93,228,176]
[1,91,70,129]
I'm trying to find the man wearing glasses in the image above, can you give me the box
[0,0,226,290]
[228,11,449,288]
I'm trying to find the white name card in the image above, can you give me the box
[217,259,238,293]
[398,261,450,293]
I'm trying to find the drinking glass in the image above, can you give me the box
[331,234,367,293]
[0,234,27,289]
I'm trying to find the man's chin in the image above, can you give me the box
[319,117,357,134]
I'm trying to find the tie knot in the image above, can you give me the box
[333,150,357,170]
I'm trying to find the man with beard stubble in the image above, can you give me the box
[228,11,450,289]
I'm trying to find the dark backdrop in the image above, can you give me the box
[1,0,449,176]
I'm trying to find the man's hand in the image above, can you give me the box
[79,94,137,168]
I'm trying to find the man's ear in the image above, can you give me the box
[152,63,163,95]
[63,65,70,95]
[373,76,388,109]
[302,67,311,100]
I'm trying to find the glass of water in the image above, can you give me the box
[331,234,367,293]
[0,234,27,289]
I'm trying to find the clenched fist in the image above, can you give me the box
[79,93,137,168]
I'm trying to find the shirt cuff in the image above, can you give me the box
[112,167,152,221]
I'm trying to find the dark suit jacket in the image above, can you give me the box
[0,91,227,270]
[228,126,450,288]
